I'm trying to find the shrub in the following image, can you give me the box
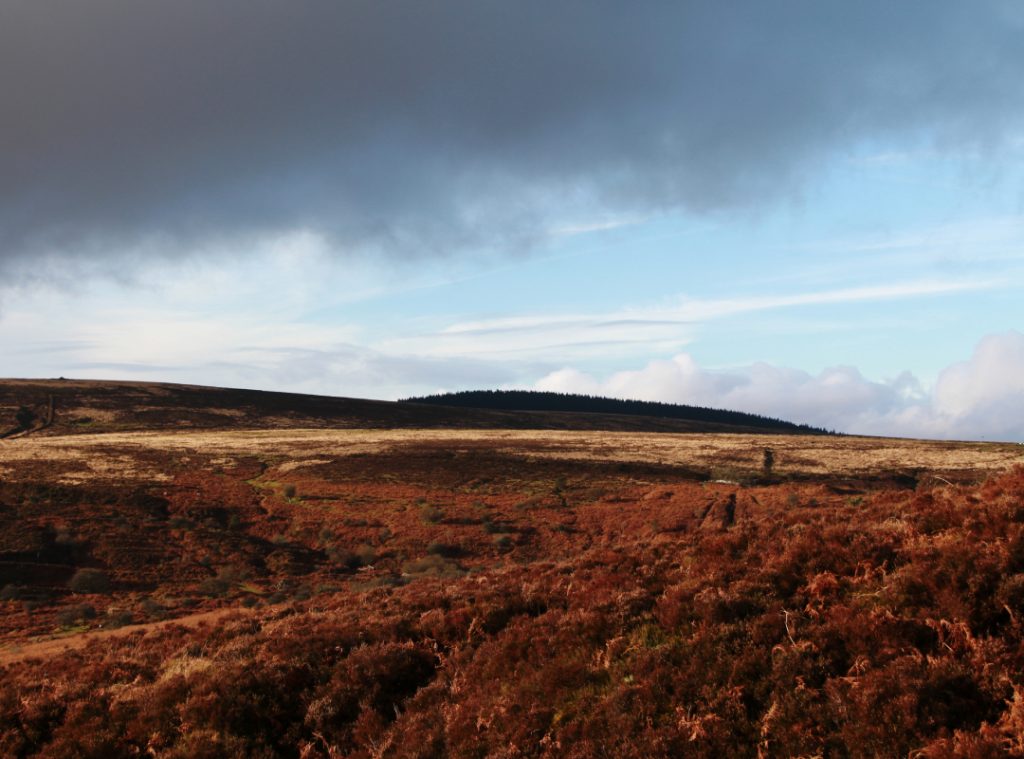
[305,641,438,751]
[104,609,134,629]
[328,544,376,570]
[514,496,545,510]
[420,505,444,523]
[483,519,512,534]
[402,554,464,577]
[997,573,1024,619]
[15,405,36,430]
[493,535,513,549]
[68,568,111,594]
[426,542,459,558]
[57,604,96,627]
[354,543,377,566]
[329,548,361,570]
[199,566,248,597]
[140,597,165,618]
[266,550,305,575]
[198,576,231,597]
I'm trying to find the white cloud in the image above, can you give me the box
[931,332,1024,429]
[534,331,1024,441]
[382,278,994,361]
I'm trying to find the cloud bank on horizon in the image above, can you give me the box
[537,332,1024,442]
[3,1,1024,272]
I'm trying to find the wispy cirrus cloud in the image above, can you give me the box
[382,277,997,360]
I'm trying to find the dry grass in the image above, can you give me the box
[2,428,1020,484]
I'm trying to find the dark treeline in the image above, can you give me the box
[401,390,834,435]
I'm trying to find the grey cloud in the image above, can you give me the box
[3,1,1024,272]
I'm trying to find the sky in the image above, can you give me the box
[1,1,1023,441]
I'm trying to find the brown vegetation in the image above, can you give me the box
[1,382,1024,756]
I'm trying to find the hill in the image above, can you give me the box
[0,379,819,437]
[403,389,831,435]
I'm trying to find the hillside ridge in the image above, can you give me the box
[0,379,820,436]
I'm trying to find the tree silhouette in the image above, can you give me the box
[402,390,832,435]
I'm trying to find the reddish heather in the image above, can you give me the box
[2,421,1024,756]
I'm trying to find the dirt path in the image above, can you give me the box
[0,607,244,666]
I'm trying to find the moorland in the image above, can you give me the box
[2,380,1024,757]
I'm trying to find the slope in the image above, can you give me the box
[0,379,816,436]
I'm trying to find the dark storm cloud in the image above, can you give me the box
[2,1,1023,270]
